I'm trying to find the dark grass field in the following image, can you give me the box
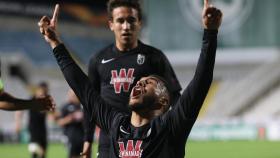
[0,141,279,158]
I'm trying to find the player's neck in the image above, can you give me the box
[130,111,151,127]
[116,41,138,52]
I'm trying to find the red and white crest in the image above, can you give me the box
[118,140,143,158]
[110,68,135,93]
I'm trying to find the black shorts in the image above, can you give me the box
[30,135,47,150]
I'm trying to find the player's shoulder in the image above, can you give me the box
[89,44,114,62]
[139,41,165,56]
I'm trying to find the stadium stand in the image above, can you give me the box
[2,0,280,143]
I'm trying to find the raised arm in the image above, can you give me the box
[38,4,121,132]
[166,0,222,138]
[80,56,100,157]
[154,51,182,105]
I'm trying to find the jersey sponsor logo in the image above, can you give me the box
[101,58,115,64]
[118,140,143,158]
[110,68,135,93]
[137,54,145,65]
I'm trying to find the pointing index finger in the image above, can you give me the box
[52,4,60,22]
[204,0,209,8]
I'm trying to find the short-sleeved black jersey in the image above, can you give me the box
[53,29,217,158]
[60,103,84,138]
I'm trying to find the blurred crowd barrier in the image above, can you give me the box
[190,118,280,141]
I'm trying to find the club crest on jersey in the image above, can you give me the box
[118,140,143,158]
[110,68,135,93]
[137,54,145,65]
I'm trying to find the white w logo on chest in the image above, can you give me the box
[118,140,143,158]
[110,68,135,93]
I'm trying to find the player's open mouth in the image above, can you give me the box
[122,33,132,37]
[131,86,142,98]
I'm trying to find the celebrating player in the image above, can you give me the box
[39,0,222,157]
[85,0,182,157]
[15,82,52,158]
[40,1,182,157]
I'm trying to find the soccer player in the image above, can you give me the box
[15,82,51,158]
[38,0,222,157]
[42,0,182,157]
[85,0,183,157]
[56,89,85,158]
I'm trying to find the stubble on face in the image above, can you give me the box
[128,77,165,112]
[128,94,156,112]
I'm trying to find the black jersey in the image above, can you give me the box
[60,103,84,156]
[60,103,84,139]
[28,110,47,148]
[85,40,182,144]
[88,40,181,112]
[53,29,217,158]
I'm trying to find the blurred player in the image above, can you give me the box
[38,0,222,157]
[56,89,84,158]
[15,82,51,158]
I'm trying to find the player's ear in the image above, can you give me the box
[157,97,169,114]
[159,97,168,107]
[108,20,114,31]
[138,20,142,28]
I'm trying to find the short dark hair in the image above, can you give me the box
[38,81,48,90]
[107,0,142,21]
[148,74,171,97]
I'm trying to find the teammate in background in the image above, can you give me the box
[38,0,222,157]
[84,0,182,157]
[15,82,51,158]
[56,89,85,158]
[0,61,54,111]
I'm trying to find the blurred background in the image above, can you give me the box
[0,0,280,157]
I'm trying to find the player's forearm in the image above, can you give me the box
[49,40,62,49]
[84,129,94,142]
[56,115,72,126]
[53,44,92,107]
[52,44,112,131]
[83,110,94,142]
[192,29,217,86]
[0,92,35,111]
[0,102,21,111]
[180,29,217,118]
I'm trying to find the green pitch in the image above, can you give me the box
[0,143,98,158]
[0,141,279,158]
[187,141,280,158]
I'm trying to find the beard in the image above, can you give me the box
[128,95,157,112]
